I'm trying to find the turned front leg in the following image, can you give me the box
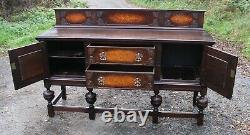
[196,88,208,126]
[151,89,162,124]
[43,81,55,117]
[85,88,97,120]
[61,85,67,100]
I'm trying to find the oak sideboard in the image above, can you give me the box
[8,8,238,125]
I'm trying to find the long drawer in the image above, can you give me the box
[85,64,154,90]
[86,43,155,66]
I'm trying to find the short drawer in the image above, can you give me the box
[86,43,155,66]
[86,64,154,90]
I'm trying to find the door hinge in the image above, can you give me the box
[10,63,16,70]
[230,70,236,78]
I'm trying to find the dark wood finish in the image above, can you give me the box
[87,43,155,66]
[196,87,208,126]
[151,88,162,123]
[55,8,205,28]
[43,79,55,117]
[85,88,97,120]
[154,44,162,80]
[53,105,199,118]
[193,91,198,106]
[49,76,85,86]
[52,92,62,105]
[202,46,238,99]
[61,85,67,100]
[8,42,48,90]
[37,28,215,45]
[8,8,238,126]
[155,79,202,91]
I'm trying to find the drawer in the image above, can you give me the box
[86,64,154,90]
[86,43,155,66]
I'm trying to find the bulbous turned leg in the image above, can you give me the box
[61,85,67,100]
[196,89,208,126]
[85,88,97,120]
[151,89,162,124]
[43,81,55,117]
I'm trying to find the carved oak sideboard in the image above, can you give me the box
[8,8,238,125]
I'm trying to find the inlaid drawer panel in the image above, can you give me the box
[86,43,155,66]
[86,64,154,90]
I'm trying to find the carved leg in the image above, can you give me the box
[85,88,97,120]
[196,88,208,126]
[43,81,55,117]
[151,89,162,124]
[193,91,198,106]
[61,85,67,100]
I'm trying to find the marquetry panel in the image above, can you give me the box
[100,49,138,63]
[169,13,193,26]
[99,74,138,88]
[55,9,205,28]
[104,11,153,25]
[65,12,87,24]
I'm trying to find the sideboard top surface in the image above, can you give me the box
[37,27,215,45]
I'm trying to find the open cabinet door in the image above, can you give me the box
[202,46,238,99]
[8,42,48,90]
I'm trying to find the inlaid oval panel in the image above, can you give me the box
[94,73,153,89]
[101,74,136,88]
[65,12,87,24]
[101,49,137,63]
[105,11,153,25]
[169,13,193,26]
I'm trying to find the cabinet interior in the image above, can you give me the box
[46,41,85,77]
[161,44,203,80]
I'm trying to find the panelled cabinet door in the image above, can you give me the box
[202,46,238,99]
[8,42,48,90]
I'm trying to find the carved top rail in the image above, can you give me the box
[55,8,205,28]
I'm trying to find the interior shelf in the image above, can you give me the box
[49,50,85,59]
[49,58,85,77]
[46,41,86,77]
[161,67,200,80]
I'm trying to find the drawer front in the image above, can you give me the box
[87,46,155,66]
[86,72,154,90]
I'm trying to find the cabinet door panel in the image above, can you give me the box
[202,46,238,99]
[8,42,48,90]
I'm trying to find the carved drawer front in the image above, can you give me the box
[87,43,155,66]
[86,65,154,90]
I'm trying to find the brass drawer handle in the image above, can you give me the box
[135,52,143,62]
[98,76,105,86]
[134,78,142,87]
[99,51,107,61]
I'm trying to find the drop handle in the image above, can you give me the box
[134,78,142,87]
[135,52,143,62]
[99,51,107,61]
[98,76,105,86]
